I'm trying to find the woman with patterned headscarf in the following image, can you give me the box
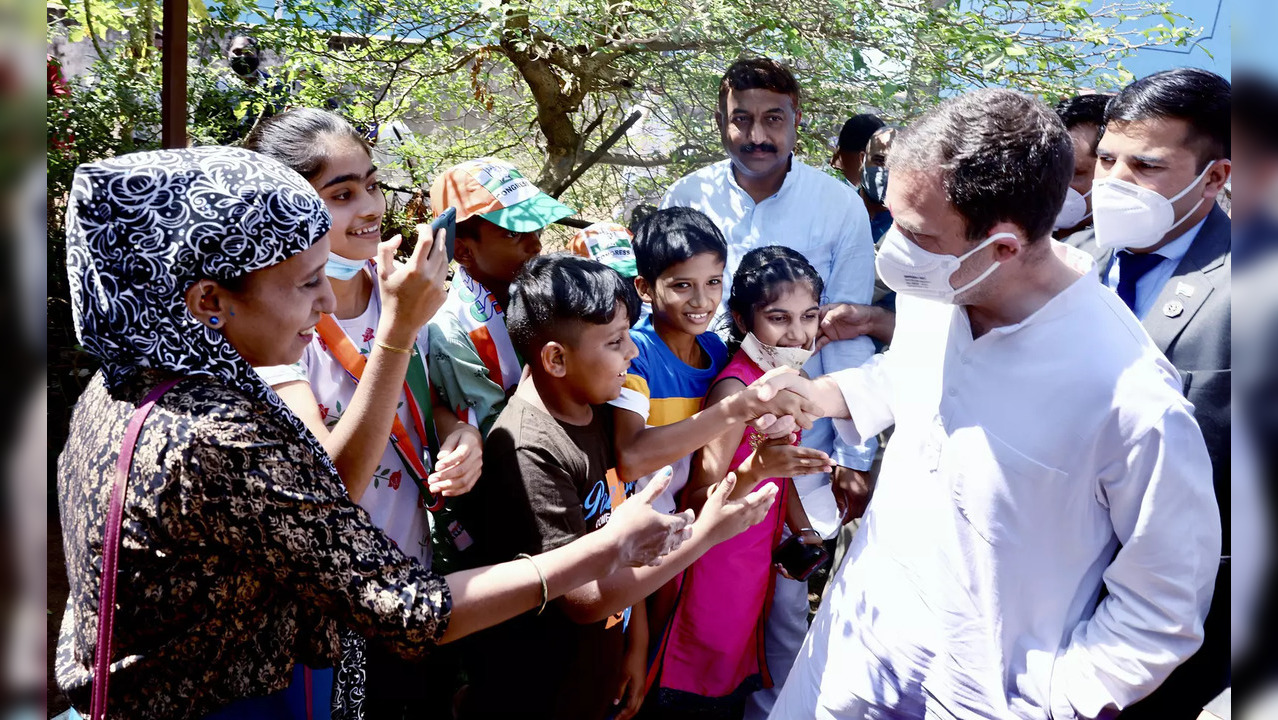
[54,147,692,719]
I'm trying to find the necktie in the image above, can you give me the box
[1115,251,1165,314]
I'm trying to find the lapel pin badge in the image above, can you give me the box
[1163,300,1184,318]
[1175,282,1195,298]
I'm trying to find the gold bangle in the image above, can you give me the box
[375,340,412,355]
[516,552,548,615]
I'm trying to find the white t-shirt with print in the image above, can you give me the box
[258,268,432,565]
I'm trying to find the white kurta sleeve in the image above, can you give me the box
[828,351,896,448]
[820,196,879,471]
[1049,403,1221,719]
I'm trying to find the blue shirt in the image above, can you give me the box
[870,209,894,244]
[610,314,729,515]
[1103,217,1206,320]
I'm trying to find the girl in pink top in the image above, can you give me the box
[646,246,834,718]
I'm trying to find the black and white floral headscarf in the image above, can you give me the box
[65,146,332,434]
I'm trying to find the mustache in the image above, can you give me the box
[739,142,778,154]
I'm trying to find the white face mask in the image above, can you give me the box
[1054,186,1092,230]
[325,252,366,280]
[1091,163,1212,250]
[740,331,815,372]
[875,227,1013,305]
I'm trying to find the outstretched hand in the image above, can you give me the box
[747,433,833,480]
[698,472,779,546]
[607,469,694,568]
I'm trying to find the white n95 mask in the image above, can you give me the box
[876,226,1013,304]
[1054,186,1092,230]
[1091,163,1212,250]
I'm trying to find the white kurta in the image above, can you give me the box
[771,274,1220,719]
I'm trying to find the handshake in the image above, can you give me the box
[734,366,828,439]
[600,367,831,570]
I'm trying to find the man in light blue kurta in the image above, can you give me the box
[660,57,878,719]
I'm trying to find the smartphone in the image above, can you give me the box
[428,207,456,263]
[772,534,830,581]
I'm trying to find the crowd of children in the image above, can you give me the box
[239,105,841,720]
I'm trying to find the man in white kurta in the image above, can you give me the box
[770,88,1220,719]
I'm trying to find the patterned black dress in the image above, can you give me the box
[56,371,451,719]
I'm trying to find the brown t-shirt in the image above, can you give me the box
[458,394,628,720]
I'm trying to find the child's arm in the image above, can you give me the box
[776,479,824,580]
[614,601,648,720]
[682,378,751,514]
[614,371,820,483]
[684,381,836,513]
[556,471,779,625]
[783,478,822,543]
[427,395,482,497]
[427,319,510,437]
[274,368,410,502]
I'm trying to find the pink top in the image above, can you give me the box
[646,350,798,709]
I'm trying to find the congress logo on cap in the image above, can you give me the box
[570,222,638,278]
[430,158,575,233]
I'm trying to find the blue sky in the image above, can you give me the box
[1121,0,1229,80]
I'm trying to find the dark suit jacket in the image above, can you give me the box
[1065,205,1231,717]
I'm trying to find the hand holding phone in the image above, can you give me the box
[772,532,830,581]
[427,207,456,263]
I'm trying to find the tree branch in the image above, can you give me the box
[595,150,720,168]
[549,109,643,197]
[82,0,108,63]
[604,24,768,55]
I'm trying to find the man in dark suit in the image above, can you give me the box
[1065,67,1231,718]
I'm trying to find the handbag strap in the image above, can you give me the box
[91,377,182,720]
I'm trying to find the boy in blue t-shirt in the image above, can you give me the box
[611,207,740,514]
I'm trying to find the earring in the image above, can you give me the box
[209,316,220,326]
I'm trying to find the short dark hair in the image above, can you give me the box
[888,88,1072,243]
[632,207,728,284]
[628,203,658,235]
[455,216,488,241]
[718,58,800,114]
[838,114,885,153]
[1102,68,1230,165]
[244,107,372,181]
[1054,94,1112,131]
[1055,94,1111,155]
[507,254,641,357]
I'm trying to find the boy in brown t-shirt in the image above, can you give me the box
[457,255,800,720]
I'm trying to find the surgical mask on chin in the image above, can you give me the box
[1053,186,1092,230]
[1091,163,1212,250]
[740,332,815,372]
[325,252,366,281]
[861,166,889,206]
[875,227,1012,304]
